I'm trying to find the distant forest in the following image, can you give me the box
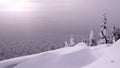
[0,39,64,61]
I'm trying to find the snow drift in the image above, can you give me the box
[13,42,99,68]
[83,39,120,68]
[0,42,99,68]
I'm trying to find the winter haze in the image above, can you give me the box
[0,0,120,68]
[0,0,120,40]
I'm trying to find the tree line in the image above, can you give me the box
[64,14,120,47]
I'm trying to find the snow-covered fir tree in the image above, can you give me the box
[112,25,116,43]
[88,30,96,46]
[98,14,108,44]
[69,34,75,47]
[112,25,120,42]
[64,41,69,47]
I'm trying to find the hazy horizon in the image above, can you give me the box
[0,0,120,41]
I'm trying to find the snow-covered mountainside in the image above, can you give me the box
[83,40,120,68]
[0,40,120,68]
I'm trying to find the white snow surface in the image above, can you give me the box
[83,39,120,68]
[0,40,120,68]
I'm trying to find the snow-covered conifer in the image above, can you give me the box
[112,26,120,42]
[69,34,75,47]
[64,41,69,47]
[88,30,96,46]
[112,25,116,43]
[98,14,108,44]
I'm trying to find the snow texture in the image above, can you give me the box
[0,39,120,68]
[83,39,120,68]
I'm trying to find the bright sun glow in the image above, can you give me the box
[0,0,31,12]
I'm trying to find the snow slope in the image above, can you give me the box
[0,52,42,68]
[0,40,120,68]
[13,42,99,68]
[83,39,120,68]
[0,42,99,68]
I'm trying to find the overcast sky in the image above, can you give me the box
[0,0,120,40]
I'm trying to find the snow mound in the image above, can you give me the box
[0,52,41,68]
[113,39,120,46]
[75,42,87,46]
[83,39,120,68]
[12,42,98,68]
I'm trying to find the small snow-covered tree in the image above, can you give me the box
[64,41,69,47]
[69,34,75,47]
[98,14,109,44]
[88,30,96,46]
[112,25,116,43]
[112,25,120,42]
